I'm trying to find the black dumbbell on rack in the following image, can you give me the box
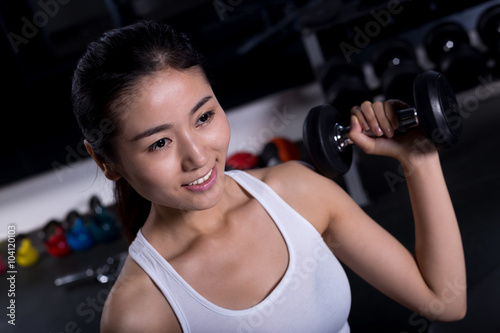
[319,55,372,116]
[424,22,488,92]
[372,39,423,103]
[477,3,500,75]
[302,70,462,179]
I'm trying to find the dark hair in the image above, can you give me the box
[72,20,210,243]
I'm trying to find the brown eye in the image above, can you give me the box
[150,138,171,151]
[196,111,215,126]
[157,139,167,148]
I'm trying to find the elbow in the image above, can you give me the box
[439,304,467,322]
[424,297,467,322]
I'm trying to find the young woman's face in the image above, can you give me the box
[112,68,231,212]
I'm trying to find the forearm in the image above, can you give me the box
[402,152,467,319]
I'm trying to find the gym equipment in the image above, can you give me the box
[15,234,40,267]
[302,70,462,179]
[89,195,120,243]
[259,137,301,167]
[226,152,259,170]
[0,254,7,274]
[54,251,127,287]
[477,4,500,62]
[424,22,488,92]
[64,210,94,251]
[320,55,372,113]
[38,220,71,257]
[372,39,423,103]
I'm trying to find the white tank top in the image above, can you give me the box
[129,170,351,332]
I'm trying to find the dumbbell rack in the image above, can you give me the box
[299,0,500,205]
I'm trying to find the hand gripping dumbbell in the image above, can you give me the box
[302,70,462,179]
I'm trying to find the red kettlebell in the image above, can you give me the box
[38,220,72,257]
[226,152,259,170]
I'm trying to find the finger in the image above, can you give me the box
[373,101,394,138]
[350,105,370,131]
[361,101,383,136]
[383,100,399,131]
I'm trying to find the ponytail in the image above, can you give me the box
[114,178,151,243]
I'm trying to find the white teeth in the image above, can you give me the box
[188,169,213,186]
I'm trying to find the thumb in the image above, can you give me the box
[348,115,376,153]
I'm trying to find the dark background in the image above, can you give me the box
[0,0,495,187]
[1,0,500,332]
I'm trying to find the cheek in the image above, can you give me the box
[118,152,177,197]
[214,115,231,151]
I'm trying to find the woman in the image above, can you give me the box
[72,20,466,332]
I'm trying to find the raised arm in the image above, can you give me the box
[342,100,466,320]
[283,99,466,323]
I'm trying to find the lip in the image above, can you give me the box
[182,166,217,192]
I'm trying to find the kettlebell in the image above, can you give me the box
[38,220,71,257]
[65,211,94,251]
[88,196,120,243]
[15,234,40,267]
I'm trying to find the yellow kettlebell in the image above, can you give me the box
[16,236,40,267]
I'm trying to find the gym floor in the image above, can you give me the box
[0,85,499,332]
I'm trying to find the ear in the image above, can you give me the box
[84,140,122,181]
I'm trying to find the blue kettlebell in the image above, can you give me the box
[88,195,120,243]
[65,211,94,251]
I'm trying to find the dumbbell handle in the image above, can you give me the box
[334,107,419,152]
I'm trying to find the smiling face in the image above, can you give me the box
[110,67,230,213]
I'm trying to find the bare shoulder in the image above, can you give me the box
[101,256,182,333]
[246,161,352,233]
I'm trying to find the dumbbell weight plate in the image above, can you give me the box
[302,104,353,179]
[477,4,500,55]
[413,71,462,149]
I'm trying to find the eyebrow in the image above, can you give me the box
[132,95,213,142]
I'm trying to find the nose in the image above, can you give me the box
[179,132,209,171]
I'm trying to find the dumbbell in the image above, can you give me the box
[424,22,488,92]
[372,39,423,103]
[302,70,462,179]
[477,4,500,70]
[320,55,372,114]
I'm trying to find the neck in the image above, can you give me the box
[142,175,237,241]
